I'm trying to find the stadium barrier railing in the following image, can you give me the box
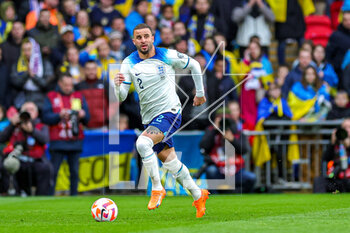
[243,119,343,190]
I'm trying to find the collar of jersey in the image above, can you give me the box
[129,47,169,67]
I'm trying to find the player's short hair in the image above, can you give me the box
[133,23,154,37]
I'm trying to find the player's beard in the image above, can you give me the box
[138,43,152,55]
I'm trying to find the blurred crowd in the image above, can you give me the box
[0,0,349,130]
[1,0,350,195]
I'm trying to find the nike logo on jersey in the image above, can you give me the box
[135,73,141,76]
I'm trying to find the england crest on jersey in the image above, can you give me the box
[157,65,166,79]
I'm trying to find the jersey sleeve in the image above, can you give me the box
[120,59,132,85]
[115,59,132,102]
[167,49,190,69]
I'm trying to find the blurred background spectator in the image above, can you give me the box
[61,0,76,26]
[240,40,273,127]
[0,101,52,196]
[327,90,350,119]
[75,60,109,129]
[10,38,54,110]
[187,0,214,45]
[276,64,289,87]
[257,82,292,182]
[0,48,8,108]
[109,16,134,54]
[42,74,89,196]
[282,49,314,98]
[73,10,90,47]
[145,13,161,46]
[158,26,175,48]
[0,1,15,44]
[125,0,148,36]
[274,0,315,65]
[313,44,339,97]
[199,106,256,193]
[159,4,175,29]
[25,0,63,31]
[177,52,210,130]
[288,65,331,121]
[315,118,350,192]
[232,0,275,57]
[1,21,26,69]
[50,24,78,68]
[28,9,59,57]
[89,0,122,28]
[327,10,350,81]
[59,46,85,85]
[108,30,127,62]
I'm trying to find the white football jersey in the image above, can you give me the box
[120,47,190,124]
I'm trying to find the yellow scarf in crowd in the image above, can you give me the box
[16,38,43,77]
[17,54,29,74]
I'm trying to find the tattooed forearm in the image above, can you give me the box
[146,126,162,135]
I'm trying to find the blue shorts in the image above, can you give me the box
[143,112,182,154]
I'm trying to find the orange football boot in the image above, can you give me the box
[192,189,210,218]
[148,188,166,210]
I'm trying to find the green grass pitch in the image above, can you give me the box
[1,194,350,233]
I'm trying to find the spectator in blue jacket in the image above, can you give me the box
[125,0,148,36]
[326,10,350,79]
[257,82,292,182]
[281,49,314,98]
[313,44,338,97]
[258,82,293,121]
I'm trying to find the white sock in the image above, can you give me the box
[136,136,163,191]
[163,158,201,200]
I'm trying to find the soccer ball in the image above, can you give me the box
[91,198,118,222]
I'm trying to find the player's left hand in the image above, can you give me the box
[193,96,206,106]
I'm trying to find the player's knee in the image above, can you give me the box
[163,158,183,176]
[136,135,154,155]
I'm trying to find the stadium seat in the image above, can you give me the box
[330,0,344,30]
[304,15,333,47]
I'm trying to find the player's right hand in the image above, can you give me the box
[114,73,126,86]
[193,96,206,106]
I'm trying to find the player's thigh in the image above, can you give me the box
[141,126,164,145]
[157,145,177,163]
